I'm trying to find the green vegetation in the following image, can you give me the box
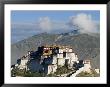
[54,66,72,75]
[76,69,100,77]
[46,65,73,77]
[11,68,44,77]
[11,68,25,77]
[24,71,43,77]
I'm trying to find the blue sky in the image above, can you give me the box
[11,10,100,23]
[11,10,100,44]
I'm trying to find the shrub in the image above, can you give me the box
[76,69,100,77]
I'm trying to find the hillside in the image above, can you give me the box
[11,33,100,69]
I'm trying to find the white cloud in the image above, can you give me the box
[12,14,99,34]
[37,17,71,34]
[69,13,99,33]
[37,17,52,33]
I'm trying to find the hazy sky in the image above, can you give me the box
[11,10,100,23]
[11,10,100,44]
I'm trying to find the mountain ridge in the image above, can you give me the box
[11,33,100,69]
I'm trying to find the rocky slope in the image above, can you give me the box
[11,32,100,69]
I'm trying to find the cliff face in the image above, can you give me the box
[11,33,100,69]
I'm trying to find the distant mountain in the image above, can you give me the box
[11,32,100,69]
[61,29,79,36]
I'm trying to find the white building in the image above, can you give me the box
[57,53,63,58]
[83,60,91,73]
[57,58,65,66]
[69,53,78,62]
[13,45,82,76]
[17,58,28,70]
[58,48,72,53]
[64,52,78,68]
[45,64,57,74]
[59,49,63,53]
[68,48,72,52]
[64,48,72,52]
[95,69,100,74]
[52,56,57,64]
[15,64,18,67]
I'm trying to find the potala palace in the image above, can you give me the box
[11,45,100,77]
